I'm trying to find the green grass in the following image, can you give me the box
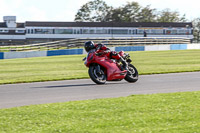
[0,50,200,84]
[0,91,199,132]
[1,50,200,132]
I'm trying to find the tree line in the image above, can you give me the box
[74,0,187,22]
[74,0,200,42]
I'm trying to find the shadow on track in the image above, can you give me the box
[33,82,127,89]
[33,83,95,88]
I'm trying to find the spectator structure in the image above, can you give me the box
[0,16,193,45]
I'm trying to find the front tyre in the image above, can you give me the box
[88,65,106,84]
[124,64,138,83]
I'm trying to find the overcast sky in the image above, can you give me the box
[0,0,200,22]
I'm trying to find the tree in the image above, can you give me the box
[75,1,188,23]
[192,18,200,42]
[121,2,141,22]
[108,3,156,22]
[104,7,123,22]
[74,0,111,22]
[137,5,157,22]
[157,8,187,22]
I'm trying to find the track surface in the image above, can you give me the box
[0,72,200,109]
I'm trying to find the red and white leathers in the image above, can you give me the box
[87,43,128,70]
[94,43,121,60]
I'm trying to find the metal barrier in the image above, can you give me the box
[1,44,200,60]
[0,37,190,52]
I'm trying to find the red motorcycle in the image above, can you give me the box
[83,50,138,84]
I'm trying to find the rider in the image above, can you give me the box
[84,41,128,70]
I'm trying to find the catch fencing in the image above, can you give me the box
[0,37,190,52]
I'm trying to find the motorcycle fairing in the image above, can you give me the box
[86,52,127,81]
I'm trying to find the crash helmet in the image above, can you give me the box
[84,41,95,52]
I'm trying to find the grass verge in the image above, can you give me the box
[0,91,199,132]
[0,50,200,84]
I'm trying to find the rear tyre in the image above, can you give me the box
[124,64,138,83]
[88,65,106,84]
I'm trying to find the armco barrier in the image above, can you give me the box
[47,49,83,56]
[4,51,47,59]
[0,52,3,59]
[145,45,170,51]
[187,44,200,49]
[115,46,145,52]
[1,44,200,60]
[170,44,187,50]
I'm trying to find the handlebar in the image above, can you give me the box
[82,57,86,61]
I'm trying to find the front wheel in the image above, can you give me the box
[88,65,106,84]
[124,64,138,83]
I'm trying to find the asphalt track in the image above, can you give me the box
[0,72,200,109]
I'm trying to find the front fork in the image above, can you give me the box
[95,64,102,74]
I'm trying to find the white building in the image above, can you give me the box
[0,16,193,45]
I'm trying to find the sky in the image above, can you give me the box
[0,0,200,22]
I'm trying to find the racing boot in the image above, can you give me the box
[119,57,128,70]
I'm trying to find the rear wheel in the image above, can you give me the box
[124,64,138,83]
[88,65,106,84]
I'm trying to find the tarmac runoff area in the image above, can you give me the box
[0,72,200,109]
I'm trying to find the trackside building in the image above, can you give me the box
[0,16,193,45]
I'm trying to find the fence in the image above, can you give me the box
[1,43,200,60]
[0,37,190,52]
